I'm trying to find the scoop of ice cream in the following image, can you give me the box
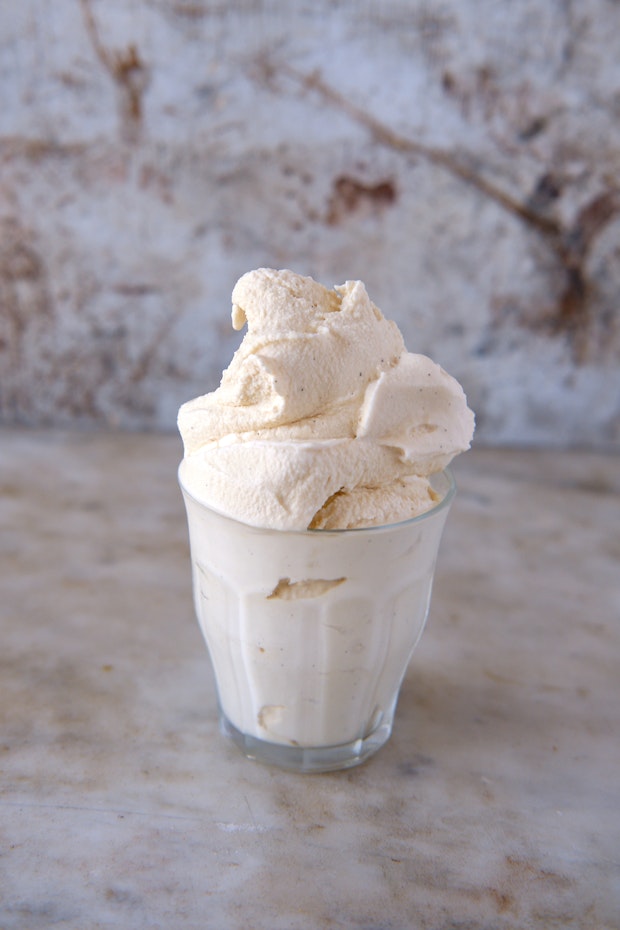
[178,268,474,530]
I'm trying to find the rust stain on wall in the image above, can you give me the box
[326,176,397,225]
[113,45,148,125]
[80,0,150,140]
[550,191,620,354]
[0,219,52,417]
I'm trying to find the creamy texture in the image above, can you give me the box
[179,470,454,752]
[178,268,474,530]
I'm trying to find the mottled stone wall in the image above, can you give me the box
[1,0,619,447]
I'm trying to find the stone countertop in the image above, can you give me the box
[1,429,619,930]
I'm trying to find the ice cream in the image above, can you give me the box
[178,269,474,771]
[180,468,455,767]
[178,268,474,531]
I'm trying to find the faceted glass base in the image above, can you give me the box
[219,710,393,774]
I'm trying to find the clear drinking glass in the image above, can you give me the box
[179,465,455,773]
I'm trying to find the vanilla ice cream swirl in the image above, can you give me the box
[178,268,474,530]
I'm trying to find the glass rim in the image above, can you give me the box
[178,461,456,537]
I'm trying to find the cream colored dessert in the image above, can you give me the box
[178,268,474,531]
[178,269,474,767]
[180,470,454,753]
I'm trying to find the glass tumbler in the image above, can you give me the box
[179,465,455,773]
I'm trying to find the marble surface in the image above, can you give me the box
[1,429,619,929]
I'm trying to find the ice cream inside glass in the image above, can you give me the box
[178,269,474,772]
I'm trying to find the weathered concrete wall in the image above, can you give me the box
[1,0,619,447]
